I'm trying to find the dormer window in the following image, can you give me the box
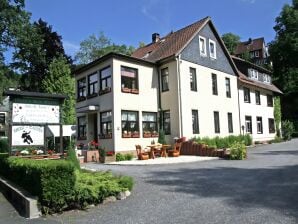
[199,36,207,56]
[209,39,216,59]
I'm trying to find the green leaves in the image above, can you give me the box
[221,32,241,54]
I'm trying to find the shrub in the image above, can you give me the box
[124,153,133,161]
[269,136,283,144]
[116,153,133,161]
[230,142,246,160]
[66,147,80,170]
[158,129,166,145]
[243,134,253,146]
[282,120,294,141]
[118,176,134,191]
[0,138,9,153]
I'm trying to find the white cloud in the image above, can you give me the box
[63,40,80,57]
[141,0,159,22]
[241,0,256,3]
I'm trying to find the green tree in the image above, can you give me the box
[75,32,135,64]
[221,33,241,54]
[42,56,75,125]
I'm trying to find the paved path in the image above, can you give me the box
[2,139,298,224]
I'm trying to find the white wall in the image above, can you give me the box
[239,84,275,141]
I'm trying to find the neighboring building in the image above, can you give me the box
[232,56,282,142]
[234,37,269,65]
[74,16,242,152]
[0,96,10,137]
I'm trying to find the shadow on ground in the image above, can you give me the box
[146,164,298,220]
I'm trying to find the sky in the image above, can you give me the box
[24,0,292,58]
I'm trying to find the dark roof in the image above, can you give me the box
[4,90,67,100]
[132,17,210,62]
[231,55,272,74]
[234,37,265,55]
[73,52,155,75]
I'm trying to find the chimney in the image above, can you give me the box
[152,33,160,43]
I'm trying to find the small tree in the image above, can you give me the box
[158,129,166,145]
[274,96,282,137]
[66,147,80,170]
[282,120,294,141]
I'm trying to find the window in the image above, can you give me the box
[214,111,220,133]
[163,110,171,135]
[78,116,87,140]
[268,118,275,133]
[77,78,86,99]
[243,87,251,103]
[142,112,157,136]
[161,68,169,92]
[199,36,207,56]
[225,78,231,98]
[121,66,138,91]
[192,110,199,134]
[100,66,112,93]
[255,51,259,58]
[245,116,252,134]
[267,94,273,107]
[190,67,197,91]
[255,91,261,105]
[209,39,216,59]
[88,72,98,96]
[257,117,263,134]
[0,131,5,137]
[0,113,5,124]
[100,111,112,138]
[228,113,233,133]
[250,51,254,58]
[212,73,218,95]
[121,110,139,137]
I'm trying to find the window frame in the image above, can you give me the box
[121,66,139,93]
[214,111,220,134]
[161,67,169,92]
[190,67,197,91]
[243,87,251,103]
[87,72,98,97]
[142,112,158,137]
[255,90,261,105]
[267,94,273,107]
[192,110,200,134]
[0,113,5,124]
[268,118,275,133]
[245,116,252,134]
[77,116,87,140]
[212,73,218,95]
[209,39,217,59]
[225,77,231,98]
[100,111,112,139]
[121,110,139,138]
[257,116,263,134]
[163,110,171,135]
[99,66,112,94]
[199,36,207,57]
[77,78,86,100]
[228,113,233,133]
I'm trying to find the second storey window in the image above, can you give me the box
[100,111,112,137]
[255,91,261,105]
[77,78,86,99]
[88,72,98,96]
[163,110,171,135]
[225,78,231,98]
[161,68,169,92]
[78,116,87,140]
[212,73,218,95]
[100,66,112,92]
[0,113,5,124]
[121,110,139,137]
[199,36,207,56]
[192,110,199,134]
[142,112,158,135]
[257,116,263,134]
[214,111,220,133]
[209,39,216,59]
[267,94,273,107]
[244,87,251,103]
[121,66,138,91]
[245,116,252,134]
[190,67,197,91]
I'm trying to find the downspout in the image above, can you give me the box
[176,55,183,137]
[156,66,162,129]
[237,80,242,135]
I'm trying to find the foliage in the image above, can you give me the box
[274,96,282,137]
[0,138,9,153]
[66,147,80,170]
[116,153,133,162]
[42,55,75,124]
[118,175,134,191]
[74,31,135,64]
[282,120,295,140]
[269,136,283,144]
[158,129,166,145]
[99,147,106,160]
[221,32,240,54]
[229,142,247,160]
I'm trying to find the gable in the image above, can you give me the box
[181,23,236,75]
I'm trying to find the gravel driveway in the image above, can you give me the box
[2,139,298,224]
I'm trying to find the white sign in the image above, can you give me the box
[12,126,44,146]
[12,103,60,123]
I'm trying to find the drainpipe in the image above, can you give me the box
[156,67,162,129]
[237,81,242,135]
[176,55,183,137]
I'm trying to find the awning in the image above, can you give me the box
[76,105,99,113]
[46,125,76,137]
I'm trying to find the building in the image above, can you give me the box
[232,56,282,141]
[234,37,269,66]
[0,96,9,137]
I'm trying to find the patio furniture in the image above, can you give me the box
[135,145,149,160]
[168,142,182,157]
[147,143,163,159]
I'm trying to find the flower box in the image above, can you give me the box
[151,132,159,137]
[82,150,99,163]
[132,132,140,138]
[99,87,111,95]
[76,96,86,102]
[86,93,98,99]
[131,89,139,94]
[122,132,131,138]
[143,133,152,138]
[99,133,112,139]
[122,87,131,93]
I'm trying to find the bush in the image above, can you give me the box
[230,142,246,160]
[66,147,80,170]
[158,129,166,145]
[116,153,133,162]
[118,176,134,191]
[0,138,9,153]
[282,120,294,141]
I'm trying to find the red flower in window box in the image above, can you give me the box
[106,151,114,156]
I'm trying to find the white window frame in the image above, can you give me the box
[199,36,207,57]
[209,39,217,59]
[255,51,259,57]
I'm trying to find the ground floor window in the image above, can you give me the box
[214,111,220,133]
[78,116,87,140]
[245,116,252,134]
[100,111,112,138]
[192,110,199,134]
[142,112,158,137]
[163,110,171,135]
[268,118,275,133]
[257,116,263,134]
[228,113,233,133]
[121,110,139,137]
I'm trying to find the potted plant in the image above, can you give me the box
[99,147,106,163]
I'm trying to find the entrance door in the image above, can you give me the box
[93,113,98,142]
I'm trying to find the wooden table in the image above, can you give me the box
[147,144,171,159]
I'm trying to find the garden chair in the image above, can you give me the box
[135,145,149,160]
[168,142,182,157]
